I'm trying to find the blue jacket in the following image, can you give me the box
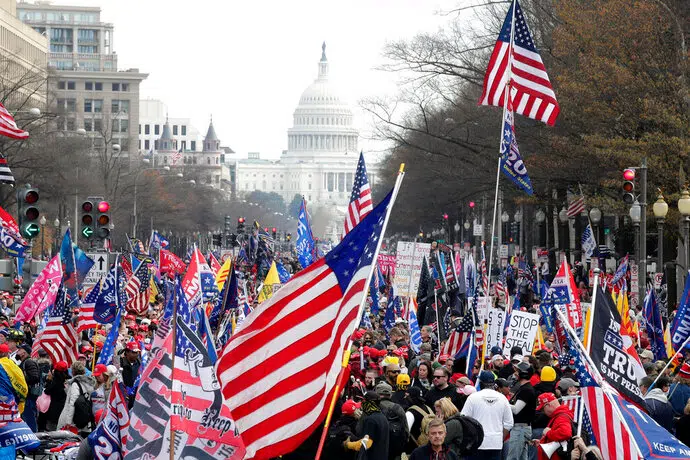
[668,383,690,416]
[644,389,675,433]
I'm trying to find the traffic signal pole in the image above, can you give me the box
[639,157,647,307]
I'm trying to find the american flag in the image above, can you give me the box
[568,330,638,460]
[479,0,559,126]
[216,189,392,459]
[77,281,100,332]
[0,102,29,139]
[0,154,14,185]
[561,395,580,420]
[343,152,373,236]
[442,312,474,359]
[125,262,150,315]
[480,245,488,296]
[567,191,586,218]
[120,256,133,280]
[170,148,182,165]
[39,287,78,366]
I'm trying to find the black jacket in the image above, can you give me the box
[425,384,464,412]
[44,371,68,424]
[20,357,40,387]
[359,411,389,460]
[120,356,141,389]
[409,443,460,460]
[324,415,359,460]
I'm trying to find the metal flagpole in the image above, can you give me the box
[433,288,441,346]
[315,164,406,460]
[648,334,690,392]
[169,278,178,460]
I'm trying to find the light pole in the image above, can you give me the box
[501,211,509,245]
[589,207,602,243]
[53,218,60,257]
[514,209,522,255]
[558,207,568,253]
[463,220,470,244]
[454,221,460,244]
[536,209,546,247]
[678,187,690,278]
[132,160,171,238]
[630,200,641,265]
[39,216,46,259]
[653,191,669,276]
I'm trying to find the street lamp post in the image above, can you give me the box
[653,191,669,277]
[630,200,641,266]
[53,218,60,257]
[514,209,522,255]
[678,187,690,276]
[558,207,568,253]
[39,216,46,259]
[454,221,460,244]
[501,211,509,245]
[589,208,602,243]
[536,209,546,247]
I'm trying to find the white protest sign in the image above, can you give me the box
[486,307,506,354]
[503,310,540,355]
[475,296,489,324]
[393,241,431,297]
[630,263,639,308]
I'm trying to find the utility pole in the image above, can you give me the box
[640,158,648,307]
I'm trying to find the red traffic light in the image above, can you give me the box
[272,227,277,233]
[264,227,269,232]
[623,169,635,181]
[97,201,110,213]
[442,213,448,220]
[24,190,38,204]
[82,201,93,212]
[469,201,475,208]
[238,217,245,224]
[623,182,634,192]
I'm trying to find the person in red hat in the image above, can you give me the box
[669,361,690,415]
[121,341,141,409]
[91,364,112,417]
[42,361,69,431]
[323,398,362,457]
[533,393,573,460]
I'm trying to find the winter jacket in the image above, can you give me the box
[44,372,68,425]
[537,405,573,460]
[669,382,690,416]
[533,380,556,396]
[409,443,460,460]
[19,358,40,398]
[644,388,675,432]
[444,413,466,456]
[675,414,690,448]
[323,414,358,460]
[57,374,96,430]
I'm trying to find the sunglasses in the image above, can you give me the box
[433,375,446,379]
[388,370,400,374]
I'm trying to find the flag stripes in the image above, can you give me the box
[0,102,29,140]
[343,152,373,235]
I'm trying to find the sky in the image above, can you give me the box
[43,0,453,159]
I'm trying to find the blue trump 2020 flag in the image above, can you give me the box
[500,100,533,195]
[644,289,666,361]
[671,272,690,350]
[296,198,316,269]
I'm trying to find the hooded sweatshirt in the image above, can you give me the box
[537,404,573,460]
[644,388,675,432]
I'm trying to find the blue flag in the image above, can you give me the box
[361,310,372,330]
[581,224,597,258]
[383,301,395,334]
[499,103,533,195]
[644,289,666,361]
[409,307,422,353]
[149,230,170,250]
[0,228,27,258]
[93,258,126,324]
[97,310,121,366]
[296,198,316,269]
[60,230,77,292]
[209,269,237,331]
[671,273,690,350]
[275,262,291,283]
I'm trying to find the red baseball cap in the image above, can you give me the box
[536,392,558,410]
[80,345,93,353]
[126,341,141,353]
[438,354,450,364]
[0,344,9,353]
[341,399,362,416]
[93,364,108,377]
[54,361,68,372]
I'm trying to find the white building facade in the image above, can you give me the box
[138,98,203,153]
[236,43,377,211]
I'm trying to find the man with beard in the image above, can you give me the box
[344,392,389,458]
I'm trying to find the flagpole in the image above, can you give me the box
[554,306,644,459]
[405,238,419,321]
[433,288,441,346]
[315,163,406,460]
[487,0,517,318]
[169,278,178,460]
[648,334,690,392]
[584,269,600,353]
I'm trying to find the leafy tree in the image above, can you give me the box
[288,194,302,218]
[245,191,287,214]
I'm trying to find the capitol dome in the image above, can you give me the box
[287,43,359,158]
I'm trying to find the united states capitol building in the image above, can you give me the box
[235,43,378,238]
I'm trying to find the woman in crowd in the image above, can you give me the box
[42,360,69,432]
[58,361,96,435]
[411,361,432,392]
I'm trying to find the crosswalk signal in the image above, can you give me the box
[17,186,40,240]
[96,200,111,240]
[212,233,222,247]
[80,200,94,239]
[623,168,636,204]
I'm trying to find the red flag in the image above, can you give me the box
[159,249,185,275]
[208,252,221,277]
[0,102,29,140]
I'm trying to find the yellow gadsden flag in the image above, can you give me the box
[258,261,282,303]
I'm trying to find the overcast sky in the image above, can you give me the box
[41,0,453,158]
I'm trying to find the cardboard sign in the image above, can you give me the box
[393,242,430,297]
[378,254,396,276]
[486,307,506,354]
[503,310,540,355]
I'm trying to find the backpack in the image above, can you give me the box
[408,405,436,446]
[449,415,484,456]
[72,381,93,429]
[382,404,408,456]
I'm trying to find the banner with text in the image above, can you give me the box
[486,307,506,355]
[393,242,431,297]
[503,310,540,356]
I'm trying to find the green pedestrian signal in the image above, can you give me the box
[82,226,94,238]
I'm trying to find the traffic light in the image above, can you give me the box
[212,233,222,247]
[442,213,449,220]
[227,233,238,247]
[286,232,292,242]
[224,216,231,235]
[623,168,636,204]
[272,227,277,239]
[80,200,95,239]
[237,217,245,234]
[17,186,40,240]
[95,200,111,240]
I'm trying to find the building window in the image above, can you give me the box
[308,183,312,190]
[58,81,66,90]
[67,81,75,90]
[121,83,129,91]
[190,141,196,151]
[181,140,186,151]
[164,156,168,164]
[93,100,103,113]
[84,100,92,112]
[207,157,211,165]
[144,140,150,150]
[145,124,150,135]
[181,125,187,135]
[84,119,92,131]
[96,82,103,91]
[94,118,102,132]
[85,82,93,90]
[112,83,120,91]
[173,125,178,135]
[154,125,160,135]
[111,100,129,113]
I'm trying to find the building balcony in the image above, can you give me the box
[22,18,113,28]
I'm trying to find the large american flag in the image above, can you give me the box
[441,312,474,359]
[567,191,585,218]
[217,189,392,459]
[0,102,29,140]
[77,281,101,332]
[479,0,559,126]
[125,262,150,315]
[343,152,373,236]
[40,287,78,366]
[569,331,638,460]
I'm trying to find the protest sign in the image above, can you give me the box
[486,307,506,354]
[393,241,430,297]
[503,310,539,355]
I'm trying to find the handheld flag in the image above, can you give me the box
[479,0,559,125]
[343,152,373,236]
[643,289,666,362]
[160,249,186,276]
[296,198,316,268]
[88,381,130,459]
[149,230,170,250]
[257,261,281,303]
[582,224,597,258]
[0,102,29,139]
[499,99,533,195]
[671,272,690,350]
[15,254,61,323]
